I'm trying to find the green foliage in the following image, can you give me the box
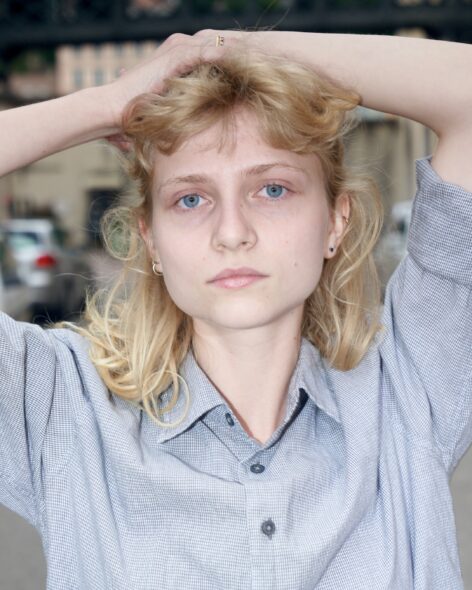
[256,0,281,9]
[331,0,379,7]
[191,0,215,13]
[9,49,55,74]
[224,0,247,11]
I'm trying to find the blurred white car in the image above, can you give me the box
[374,199,413,299]
[1,218,91,321]
[0,232,33,321]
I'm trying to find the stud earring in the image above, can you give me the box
[328,214,348,255]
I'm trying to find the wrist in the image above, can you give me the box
[78,85,123,137]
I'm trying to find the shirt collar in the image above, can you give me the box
[151,337,341,444]
[296,338,341,424]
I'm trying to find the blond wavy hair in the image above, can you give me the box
[70,51,385,428]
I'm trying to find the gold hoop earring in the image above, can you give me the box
[152,261,163,276]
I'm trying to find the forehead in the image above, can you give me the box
[152,110,324,181]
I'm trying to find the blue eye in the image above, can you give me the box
[177,194,202,209]
[262,184,287,199]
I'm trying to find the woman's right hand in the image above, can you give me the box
[102,29,242,140]
[0,29,242,175]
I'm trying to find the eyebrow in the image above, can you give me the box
[156,162,309,193]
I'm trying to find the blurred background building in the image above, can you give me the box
[1,0,468,257]
[0,0,471,588]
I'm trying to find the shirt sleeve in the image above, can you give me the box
[380,155,472,475]
[0,312,77,528]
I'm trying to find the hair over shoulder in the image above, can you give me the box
[65,51,385,428]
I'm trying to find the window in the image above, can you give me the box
[73,68,83,89]
[94,68,104,86]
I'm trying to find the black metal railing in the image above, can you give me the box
[0,0,470,51]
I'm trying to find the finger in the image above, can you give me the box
[162,29,240,70]
[157,30,241,85]
[193,29,246,62]
[105,133,132,152]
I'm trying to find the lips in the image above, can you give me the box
[209,267,266,282]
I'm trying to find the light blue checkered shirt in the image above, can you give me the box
[1,155,472,589]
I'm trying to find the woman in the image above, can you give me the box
[0,30,471,589]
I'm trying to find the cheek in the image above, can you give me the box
[152,216,185,263]
[155,226,204,286]
[286,220,327,290]
[286,215,327,263]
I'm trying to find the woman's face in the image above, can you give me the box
[141,109,348,336]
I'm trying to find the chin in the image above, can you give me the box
[195,302,300,331]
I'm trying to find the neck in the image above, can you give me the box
[191,313,303,444]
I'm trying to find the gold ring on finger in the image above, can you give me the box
[215,34,225,47]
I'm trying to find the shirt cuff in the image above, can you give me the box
[407,155,472,285]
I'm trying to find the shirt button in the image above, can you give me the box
[225,412,235,426]
[250,463,265,474]
[261,519,275,538]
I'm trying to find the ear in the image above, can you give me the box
[324,192,351,259]
[138,217,158,262]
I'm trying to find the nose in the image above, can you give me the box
[211,196,257,251]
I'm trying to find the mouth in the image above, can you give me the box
[208,267,266,282]
[209,275,267,290]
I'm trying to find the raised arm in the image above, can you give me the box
[0,32,228,177]
[241,32,472,473]
[245,32,472,190]
[3,31,471,184]
[0,88,117,176]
